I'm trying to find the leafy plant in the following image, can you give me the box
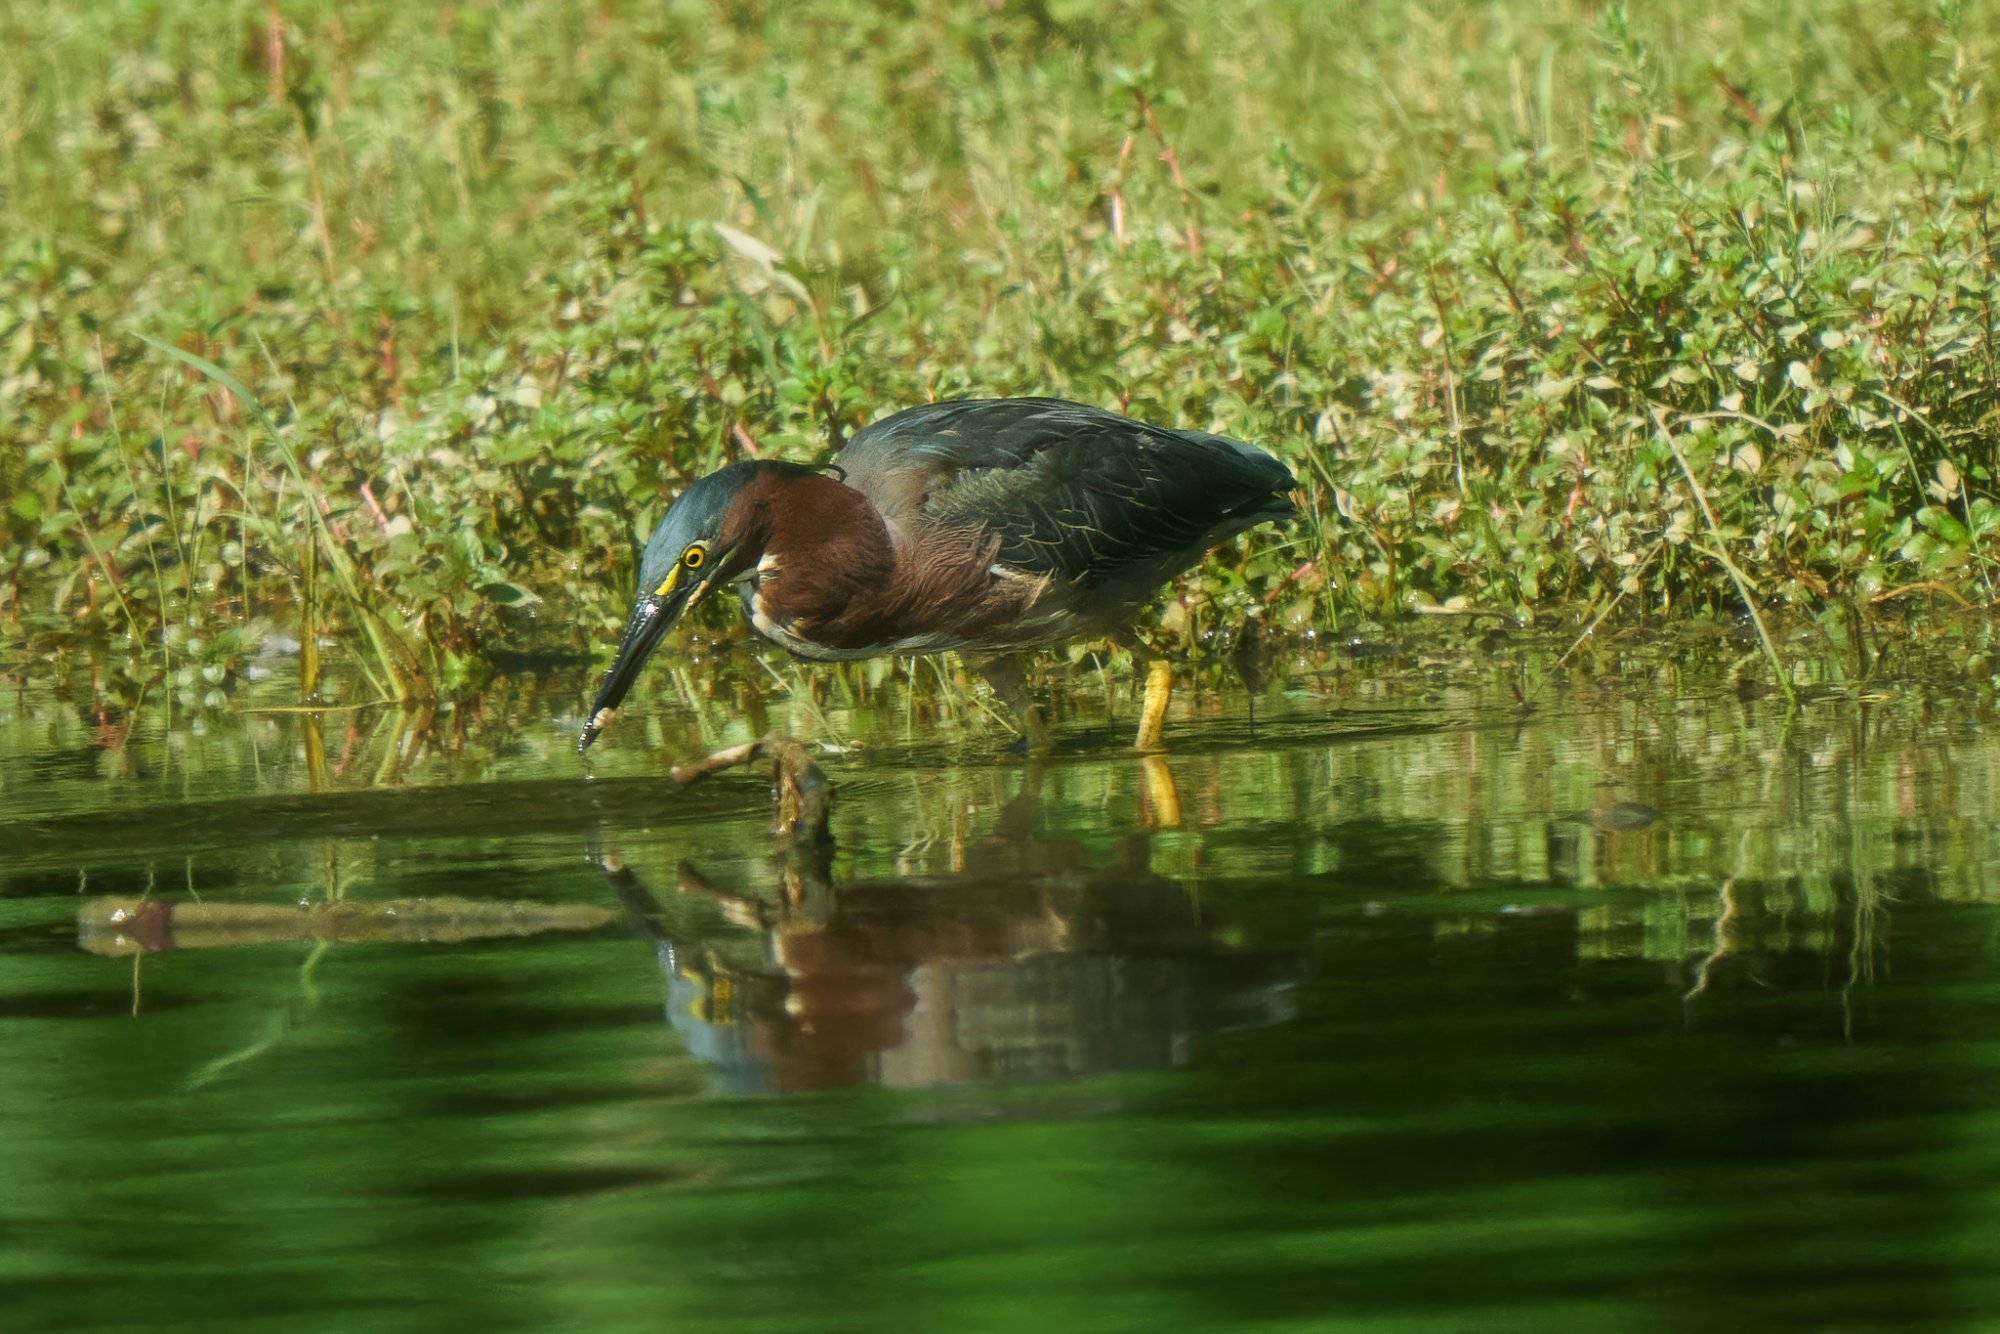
[4,0,1998,710]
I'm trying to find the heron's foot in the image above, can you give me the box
[1134,659,1175,752]
[1000,704,1055,756]
[975,655,1056,756]
[1018,701,1056,756]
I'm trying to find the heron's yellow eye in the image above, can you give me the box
[682,544,707,570]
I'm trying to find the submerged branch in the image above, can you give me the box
[78,896,616,955]
[669,733,833,845]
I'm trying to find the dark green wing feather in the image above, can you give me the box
[835,398,1295,584]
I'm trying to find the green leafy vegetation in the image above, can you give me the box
[5,0,1999,711]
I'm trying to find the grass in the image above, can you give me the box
[4,0,2000,714]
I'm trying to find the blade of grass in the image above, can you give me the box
[136,333,415,701]
[1651,405,1797,709]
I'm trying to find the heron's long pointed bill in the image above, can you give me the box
[578,594,679,752]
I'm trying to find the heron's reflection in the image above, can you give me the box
[595,798,1301,1095]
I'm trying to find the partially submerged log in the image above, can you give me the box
[78,896,617,956]
[81,737,831,958]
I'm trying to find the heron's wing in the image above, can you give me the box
[835,399,1295,584]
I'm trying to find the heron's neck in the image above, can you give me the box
[737,471,902,646]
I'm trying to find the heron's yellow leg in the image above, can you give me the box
[1134,659,1174,752]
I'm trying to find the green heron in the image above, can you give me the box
[577,397,1296,754]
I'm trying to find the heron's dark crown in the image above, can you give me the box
[637,460,824,594]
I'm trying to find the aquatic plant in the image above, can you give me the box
[3,1,1998,708]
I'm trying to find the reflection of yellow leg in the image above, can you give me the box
[1134,659,1174,752]
[1139,754,1181,829]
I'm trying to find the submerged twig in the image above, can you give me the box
[1869,580,1976,609]
[670,734,833,845]
[1684,876,1740,1001]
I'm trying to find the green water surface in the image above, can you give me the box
[4,644,1999,1331]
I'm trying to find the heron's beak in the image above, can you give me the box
[578,577,707,752]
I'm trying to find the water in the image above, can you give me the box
[5,641,2000,1331]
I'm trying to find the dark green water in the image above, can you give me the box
[6,646,2000,1331]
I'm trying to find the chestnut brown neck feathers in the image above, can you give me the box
[724,470,899,653]
[723,469,1038,659]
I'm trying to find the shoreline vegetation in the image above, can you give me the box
[4,2,1999,716]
